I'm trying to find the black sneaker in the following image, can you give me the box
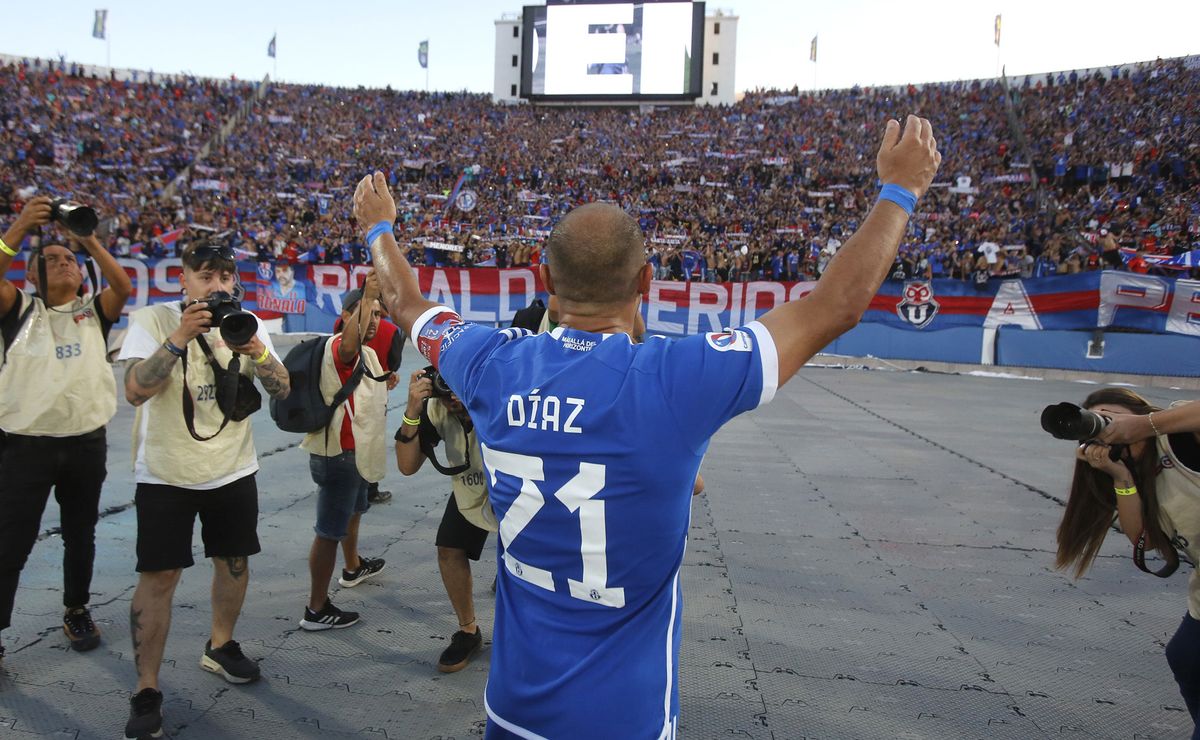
[200,639,261,684]
[366,484,393,504]
[63,606,101,652]
[300,599,359,631]
[125,687,163,739]
[338,556,386,587]
[437,628,483,673]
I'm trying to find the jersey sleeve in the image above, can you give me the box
[658,321,778,452]
[409,306,531,406]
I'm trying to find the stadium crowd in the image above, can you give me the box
[1,54,1197,281]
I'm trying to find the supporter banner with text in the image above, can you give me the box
[5,261,1198,338]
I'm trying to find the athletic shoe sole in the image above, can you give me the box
[199,654,259,684]
[338,563,386,588]
[299,615,360,631]
[64,625,101,652]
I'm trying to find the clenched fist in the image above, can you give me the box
[877,115,941,200]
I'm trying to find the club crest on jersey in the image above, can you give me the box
[896,281,940,330]
[705,330,752,352]
[72,308,95,324]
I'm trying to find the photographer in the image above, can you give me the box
[0,196,132,663]
[1055,388,1200,737]
[298,273,389,632]
[394,366,496,673]
[115,242,290,739]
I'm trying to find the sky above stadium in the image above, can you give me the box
[3,0,1198,93]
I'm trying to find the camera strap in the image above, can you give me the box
[1134,528,1180,578]
[420,402,472,477]
[180,336,241,442]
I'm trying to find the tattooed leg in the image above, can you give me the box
[211,556,250,647]
[130,569,181,691]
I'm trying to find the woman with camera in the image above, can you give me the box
[1057,387,1200,738]
[116,241,290,739]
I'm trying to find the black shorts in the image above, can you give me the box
[135,474,261,572]
[435,493,490,561]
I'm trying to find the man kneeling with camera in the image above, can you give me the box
[395,365,497,673]
[116,242,290,739]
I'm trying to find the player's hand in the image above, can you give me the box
[877,115,941,199]
[353,171,397,231]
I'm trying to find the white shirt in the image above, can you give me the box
[977,242,1000,265]
[117,301,278,490]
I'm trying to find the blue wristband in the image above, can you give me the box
[878,183,918,216]
[365,220,393,247]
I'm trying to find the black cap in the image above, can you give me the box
[342,288,363,314]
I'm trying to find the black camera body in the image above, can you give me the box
[187,291,258,346]
[422,366,453,399]
[50,200,99,237]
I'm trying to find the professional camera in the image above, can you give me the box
[1040,402,1124,461]
[49,200,99,237]
[187,291,258,346]
[421,366,453,399]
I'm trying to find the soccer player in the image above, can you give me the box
[355,116,941,738]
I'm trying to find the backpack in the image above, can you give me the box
[510,298,546,332]
[269,336,386,433]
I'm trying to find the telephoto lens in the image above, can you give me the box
[50,200,99,237]
[1040,402,1109,441]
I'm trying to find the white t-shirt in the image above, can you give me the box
[977,242,1000,265]
[117,301,278,490]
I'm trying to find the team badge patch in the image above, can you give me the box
[896,281,941,330]
[705,330,753,352]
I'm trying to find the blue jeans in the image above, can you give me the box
[1167,612,1200,739]
[309,452,368,541]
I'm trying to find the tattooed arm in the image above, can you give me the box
[124,302,212,406]
[125,346,181,406]
[252,352,290,400]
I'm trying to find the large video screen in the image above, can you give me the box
[521,1,705,102]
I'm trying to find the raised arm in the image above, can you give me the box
[353,172,441,338]
[125,301,212,406]
[0,197,53,318]
[1098,400,1200,446]
[337,271,379,366]
[756,115,941,388]
[71,232,133,322]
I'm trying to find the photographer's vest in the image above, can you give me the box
[1154,429,1200,619]
[427,399,497,532]
[130,303,258,486]
[0,292,116,436]
[300,337,387,483]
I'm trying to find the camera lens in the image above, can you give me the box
[52,201,99,237]
[219,313,258,347]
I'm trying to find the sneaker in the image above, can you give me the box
[200,639,261,684]
[300,599,359,631]
[437,628,483,673]
[124,687,163,739]
[367,485,393,504]
[338,556,385,587]
[63,607,101,652]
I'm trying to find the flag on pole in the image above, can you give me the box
[994,15,1001,47]
[267,34,276,58]
[418,40,429,69]
[93,10,107,40]
[809,35,817,63]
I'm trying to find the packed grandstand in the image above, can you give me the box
[1,54,1197,282]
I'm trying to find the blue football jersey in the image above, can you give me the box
[412,307,779,739]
